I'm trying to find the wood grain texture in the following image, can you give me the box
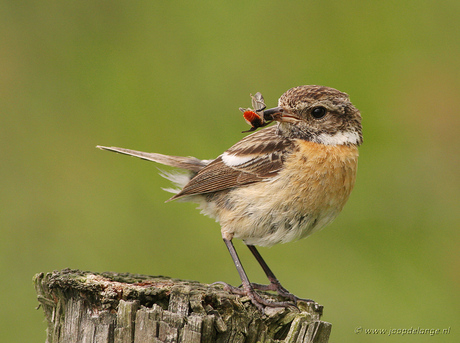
[34,269,331,343]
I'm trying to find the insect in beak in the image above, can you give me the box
[241,110,264,132]
[240,93,288,133]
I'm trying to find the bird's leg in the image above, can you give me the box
[214,237,295,312]
[246,244,314,304]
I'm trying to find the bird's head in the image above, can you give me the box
[264,85,363,146]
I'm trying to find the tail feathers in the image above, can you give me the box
[96,146,210,172]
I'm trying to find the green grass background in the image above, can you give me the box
[1,1,459,342]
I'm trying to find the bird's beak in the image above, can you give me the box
[263,107,300,124]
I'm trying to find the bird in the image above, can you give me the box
[97,85,363,312]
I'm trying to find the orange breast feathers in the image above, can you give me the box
[216,139,359,247]
[279,140,359,214]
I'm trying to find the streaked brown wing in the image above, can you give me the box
[170,126,294,200]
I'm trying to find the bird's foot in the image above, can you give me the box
[212,281,297,312]
[250,280,314,305]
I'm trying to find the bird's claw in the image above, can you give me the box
[250,282,314,305]
[212,281,299,313]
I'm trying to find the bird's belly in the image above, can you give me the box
[200,141,359,247]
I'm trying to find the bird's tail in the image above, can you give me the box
[96,146,209,172]
[97,145,212,198]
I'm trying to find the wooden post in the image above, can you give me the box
[34,268,331,343]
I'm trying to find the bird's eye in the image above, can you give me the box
[311,106,327,119]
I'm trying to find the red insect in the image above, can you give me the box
[243,110,264,129]
[239,92,273,133]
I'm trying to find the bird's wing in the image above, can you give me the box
[169,126,294,200]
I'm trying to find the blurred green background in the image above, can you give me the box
[1,1,459,342]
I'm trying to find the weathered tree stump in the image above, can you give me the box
[34,269,331,343]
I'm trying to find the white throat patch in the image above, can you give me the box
[316,131,361,145]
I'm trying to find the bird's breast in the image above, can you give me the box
[279,140,359,215]
[203,140,359,246]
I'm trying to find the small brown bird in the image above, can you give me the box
[97,85,362,311]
